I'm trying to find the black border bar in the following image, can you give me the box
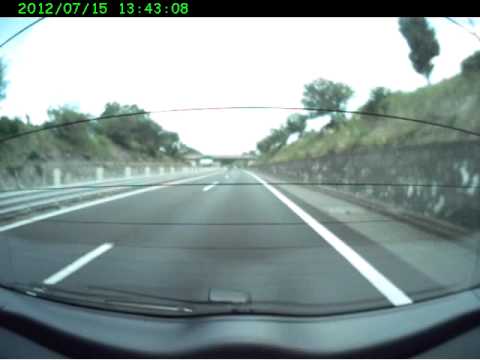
[0,0,468,17]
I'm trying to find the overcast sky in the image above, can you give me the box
[0,17,479,155]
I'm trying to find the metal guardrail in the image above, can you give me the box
[0,162,194,193]
[0,167,215,222]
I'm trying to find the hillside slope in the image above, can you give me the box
[0,107,200,190]
[264,72,480,163]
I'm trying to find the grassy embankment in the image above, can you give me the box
[261,72,480,163]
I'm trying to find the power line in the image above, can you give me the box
[445,17,480,43]
[0,182,476,193]
[0,17,45,49]
[0,106,479,145]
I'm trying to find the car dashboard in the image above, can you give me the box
[1,287,480,358]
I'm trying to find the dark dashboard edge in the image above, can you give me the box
[1,287,480,358]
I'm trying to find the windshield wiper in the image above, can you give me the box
[6,282,198,314]
[3,282,261,315]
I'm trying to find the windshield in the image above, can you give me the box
[0,17,479,316]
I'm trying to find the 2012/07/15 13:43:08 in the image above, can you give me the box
[119,2,189,15]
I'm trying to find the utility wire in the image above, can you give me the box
[1,106,479,145]
[0,182,476,192]
[44,219,398,226]
[0,18,46,49]
[0,182,476,195]
[445,17,480,43]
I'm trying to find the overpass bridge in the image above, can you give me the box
[184,154,256,166]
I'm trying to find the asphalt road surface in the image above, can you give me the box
[0,168,478,315]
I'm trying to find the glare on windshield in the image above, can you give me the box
[0,17,479,315]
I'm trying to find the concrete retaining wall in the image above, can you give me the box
[255,141,480,230]
[0,161,192,191]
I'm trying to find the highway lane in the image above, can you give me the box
[0,168,216,224]
[262,172,479,298]
[0,170,223,285]
[0,168,477,315]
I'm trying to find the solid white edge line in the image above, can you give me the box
[244,170,413,307]
[0,171,222,233]
[43,243,114,285]
[202,181,219,192]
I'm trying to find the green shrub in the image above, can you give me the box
[461,51,480,75]
[0,116,25,138]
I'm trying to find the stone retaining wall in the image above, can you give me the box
[255,141,480,230]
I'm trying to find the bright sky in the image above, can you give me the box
[0,17,479,155]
